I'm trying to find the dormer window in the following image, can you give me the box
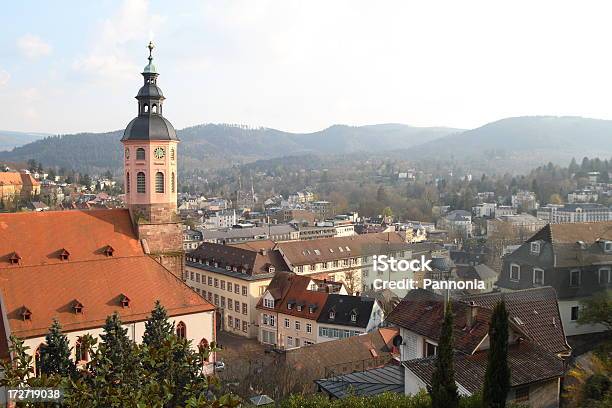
[297,305,303,312]
[9,252,21,265]
[21,306,32,321]
[120,294,131,308]
[329,310,336,320]
[350,312,357,322]
[60,249,70,261]
[72,300,84,314]
[602,240,612,253]
[530,242,540,254]
[287,302,293,310]
[104,245,115,257]
[268,265,275,273]
[263,298,274,308]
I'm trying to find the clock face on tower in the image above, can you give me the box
[154,147,165,160]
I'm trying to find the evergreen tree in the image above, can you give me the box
[429,302,459,408]
[97,312,141,385]
[483,301,511,408]
[41,319,75,376]
[143,300,174,349]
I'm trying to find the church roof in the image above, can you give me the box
[0,208,214,339]
[0,209,142,268]
[122,114,178,141]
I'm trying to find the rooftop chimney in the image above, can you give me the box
[466,301,477,328]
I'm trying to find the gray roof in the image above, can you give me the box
[122,114,178,141]
[315,364,404,398]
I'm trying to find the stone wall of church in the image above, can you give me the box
[137,221,184,279]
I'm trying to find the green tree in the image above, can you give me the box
[143,300,175,349]
[429,302,459,408]
[41,319,76,377]
[483,301,511,408]
[577,290,612,331]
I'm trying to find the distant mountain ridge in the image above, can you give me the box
[1,116,611,174]
[0,123,461,173]
[0,130,50,151]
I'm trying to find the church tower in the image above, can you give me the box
[122,42,183,278]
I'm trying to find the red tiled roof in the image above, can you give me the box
[0,256,214,338]
[386,290,492,354]
[0,172,40,187]
[0,209,143,268]
[463,287,571,355]
[257,273,332,321]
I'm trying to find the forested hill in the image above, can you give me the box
[0,123,460,174]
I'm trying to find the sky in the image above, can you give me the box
[2,0,612,135]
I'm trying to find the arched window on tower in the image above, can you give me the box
[126,172,130,193]
[170,148,175,161]
[137,172,146,193]
[152,104,157,114]
[176,321,186,339]
[143,104,149,113]
[171,172,175,193]
[34,345,43,377]
[155,172,164,193]
[136,148,145,161]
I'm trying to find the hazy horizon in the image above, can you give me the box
[3,1,612,134]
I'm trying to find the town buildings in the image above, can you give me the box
[511,190,539,211]
[257,273,383,349]
[497,221,612,336]
[0,171,40,204]
[568,189,599,203]
[185,240,290,338]
[486,214,547,240]
[537,203,612,223]
[276,232,442,295]
[0,44,215,371]
[436,210,473,238]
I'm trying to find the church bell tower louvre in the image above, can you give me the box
[121,42,184,279]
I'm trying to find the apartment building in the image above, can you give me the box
[200,224,299,244]
[257,272,383,349]
[185,240,290,338]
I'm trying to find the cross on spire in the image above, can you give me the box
[147,41,155,62]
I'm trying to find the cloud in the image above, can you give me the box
[0,70,9,87]
[72,0,165,81]
[17,34,52,59]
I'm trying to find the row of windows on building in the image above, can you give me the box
[187,271,248,296]
[261,313,313,334]
[126,171,175,194]
[318,326,363,339]
[191,286,248,315]
[227,315,248,333]
[127,147,175,161]
[509,264,611,286]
